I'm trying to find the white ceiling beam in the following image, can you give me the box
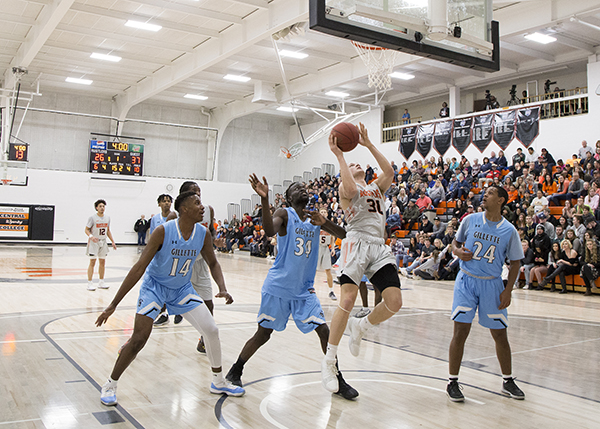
[552,33,597,54]
[112,0,310,120]
[141,0,243,24]
[54,23,196,53]
[230,54,320,75]
[43,41,168,66]
[4,0,77,88]
[500,59,519,71]
[255,40,352,64]
[500,41,555,62]
[69,4,220,38]
[227,0,269,8]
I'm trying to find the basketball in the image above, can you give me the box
[331,122,360,152]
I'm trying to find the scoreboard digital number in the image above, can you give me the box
[8,143,28,161]
[89,140,144,176]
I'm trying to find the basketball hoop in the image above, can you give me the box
[279,146,292,159]
[1,178,13,186]
[351,41,400,91]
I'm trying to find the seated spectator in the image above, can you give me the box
[403,199,420,233]
[428,179,445,207]
[416,192,433,213]
[403,236,420,268]
[401,237,434,277]
[390,236,406,270]
[460,204,475,221]
[419,215,434,237]
[580,239,600,296]
[537,212,556,240]
[531,190,548,214]
[386,206,403,236]
[554,225,565,244]
[586,217,600,241]
[414,240,450,280]
[539,239,579,293]
[430,216,447,241]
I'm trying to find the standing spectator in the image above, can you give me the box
[134,214,149,246]
[365,164,374,183]
[390,237,406,271]
[85,199,117,291]
[579,140,593,160]
[402,109,411,124]
[519,240,535,289]
[439,102,449,118]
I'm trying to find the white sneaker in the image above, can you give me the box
[210,380,245,397]
[347,317,366,357]
[400,268,408,277]
[328,291,337,300]
[355,307,371,318]
[100,381,117,406]
[87,281,96,291]
[98,280,109,289]
[321,358,339,392]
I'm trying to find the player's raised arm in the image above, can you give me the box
[95,226,165,326]
[249,173,287,236]
[357,123,394,193]
[329,133,357,202]
[200,231,233,304]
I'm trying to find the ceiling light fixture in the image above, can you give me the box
[390,72,416,80]
[65,77,93,85]
[90,52,122,62]
[184,94,208,100]
[326,90,349,98]
[277,106,298,112]
[524,32,556,44]
[224,74,251,82]
[279,50,309,59]
[125,20,162,32]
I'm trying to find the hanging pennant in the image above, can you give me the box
[399,126,417,159]
[472,114,494,153]
[416,124,434,158]
[434,120,452,156]
[493,110,516,150]
[452,117,472,154]
[516,106,540,148]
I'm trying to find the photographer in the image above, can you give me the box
[485,90,500,110]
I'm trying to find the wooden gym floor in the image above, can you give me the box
[0,244,599,428]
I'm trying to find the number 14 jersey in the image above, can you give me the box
[262,208,320,300]
[344,182,386,238]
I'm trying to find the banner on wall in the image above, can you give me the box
[433,120,452,156]
[493,110,516,150]
[399,126,417,159]
[452,118,472,154]
[416,123,434,158]
[516,106,540,147]
[0,206,29,238]
[472,114,494,152]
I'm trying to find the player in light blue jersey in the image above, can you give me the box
[447,185,525,402]
[95,191,243,407]
[225,175,358,400]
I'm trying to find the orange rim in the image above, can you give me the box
[351,40,389,51]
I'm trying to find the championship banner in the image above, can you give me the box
[472,114,494,152]
[416,123,434,158]
[0,206,29,238]
[493,110,516,150]
[452,117,472,154]
[516,106,540,147]
[433,120,452,156]
[399,126,417,159]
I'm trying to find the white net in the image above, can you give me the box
[352,41,400,91]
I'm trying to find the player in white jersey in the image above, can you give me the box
[85,199,117,291]
[447,185,525,402]
[95,191,243,406]
[322,123,403,395]
[318,209,337,301]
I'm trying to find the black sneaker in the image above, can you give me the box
[196,337,206,354]
[174,314,183,324]
[225,365,243,387]
[153,313,169,326]
[334,372,359,400]
[447,380,464,402]
[502,378,525,400]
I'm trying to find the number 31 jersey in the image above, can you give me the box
[262,207,320,300]
[344,182,386,238]
[145,219,206,289]
[455,212,523,279]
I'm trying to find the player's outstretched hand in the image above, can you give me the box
[357,122,371,147]
[95,305,116,327]
[328,133,343,156]
[305,209,326,226]
[112,242,117,250]
[249,173,269,199]
[215,291,234,305]
[454,246,473,261]
[498,288,512,310]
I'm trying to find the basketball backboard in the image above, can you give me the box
[309,0,499,71]
[0,160,28,186]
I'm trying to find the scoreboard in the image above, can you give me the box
[89,140,144,176]
[8,143,28,161]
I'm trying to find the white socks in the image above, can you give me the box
[325,344,338,361]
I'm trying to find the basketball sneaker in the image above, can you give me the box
[87,281,96,291]
[225,365,243,387]
[502,378,525,400]
[321,357,339,392]
[210,380,245,397]
[98,280,109,289]
[153,312,169,326]
[196,337,206,354]
[335,372,358,400]
[328,291,337,300]
[446,380,464,402]
[355,307,371,318]
[174,314,183,324]
[100,381,117,406]
[347,317,366,357]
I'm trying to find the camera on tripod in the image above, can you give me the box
[509,85,517,97]
[544,79,557,94]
